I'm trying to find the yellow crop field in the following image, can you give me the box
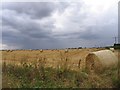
[1,48,120,88]
[2,48,105,70]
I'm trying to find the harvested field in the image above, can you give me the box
[1,48,106,71]
[1,48,120,88]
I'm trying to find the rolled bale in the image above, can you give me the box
[40,49,43,52]
[64,49,68,53]
[85,50,118,73]
[29,49,32,51]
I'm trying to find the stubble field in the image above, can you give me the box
[1,48,120,88]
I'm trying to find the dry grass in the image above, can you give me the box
[1,48,120,88]
[2,48,105,71]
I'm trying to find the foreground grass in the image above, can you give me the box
[2,62,120,88]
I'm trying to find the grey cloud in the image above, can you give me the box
[2,10,54,39]
[2,19,54,49]
[2,2,56,19]
[55,2,70,13]
[2,2,118,49]
[78,30,100,40]
[2,29,54,49]
[2,2,57,49]
[53,29,100,40]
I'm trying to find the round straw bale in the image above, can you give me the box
[65,49,68,53]
[40,49,43,52]
[85,50,118,73]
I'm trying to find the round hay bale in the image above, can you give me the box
[40,49,43,52]
[64,49,68,53]
[85,50,118,72]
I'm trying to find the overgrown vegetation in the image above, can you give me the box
[2,60,119,88]
[2,49,119,88]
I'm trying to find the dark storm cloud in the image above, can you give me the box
[2,27,57,49]
[53,30,99,40]
[2,2,55,19]
[2,1,118,49]
[2,2,57,49]
[78,30,99,40]
[2,14,53,39]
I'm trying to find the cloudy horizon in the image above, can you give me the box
[1,0,119,50]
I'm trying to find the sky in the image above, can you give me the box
[1,0,119,49]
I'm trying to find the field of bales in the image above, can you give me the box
[1,48,120,88]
